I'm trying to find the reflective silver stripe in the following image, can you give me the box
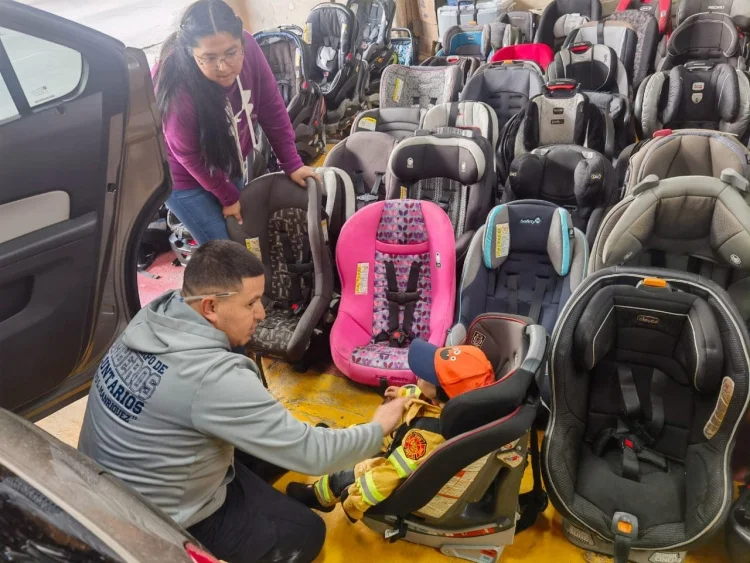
[388,450,413,478]
[358,475,380,506]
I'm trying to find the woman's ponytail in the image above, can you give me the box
[154,0,245,179]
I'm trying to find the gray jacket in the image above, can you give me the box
[78,291,383,527]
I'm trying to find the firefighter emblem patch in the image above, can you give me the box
[403,431,428,460]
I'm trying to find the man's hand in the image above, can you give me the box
[288,166,321,188]
[372,397,408,435]
[222,200,243,225]
[383,386,400,401]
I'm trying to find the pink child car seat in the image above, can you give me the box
[490,44,555,71]
[331,200,456,388]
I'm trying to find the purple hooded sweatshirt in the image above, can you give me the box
[155,31,304,207]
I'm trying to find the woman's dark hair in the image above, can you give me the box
[183,240,265,295]
[155,0,244,178]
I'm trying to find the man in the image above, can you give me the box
[78,240,407,563]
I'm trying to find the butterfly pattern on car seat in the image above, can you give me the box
[375,200,429,244]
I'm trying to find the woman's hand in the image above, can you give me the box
[222,200,243,225]
[288,166,321,188]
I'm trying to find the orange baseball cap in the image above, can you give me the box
[408,340,495,399]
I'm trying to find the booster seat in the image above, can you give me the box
[589,171,750,323]
[506,10,540,44]
[504,145,619,246]
[385,128,497,265]
[226,174,333,370]
[657,12,748,70]
[534,0,603,52]
[677,0,750,31]
[254,27,326,164]
[422,101,500,153]
[323,131,398,210]
[606,10,660,89]
[330,200,456,387]
[543,267,750,563]
[461,61,546,134]
[561,21,639,87]
[363,313,548,563]
[497,80,614,183]
[617,129,750,195]
[634,62,750,142]
[304,3,367,133]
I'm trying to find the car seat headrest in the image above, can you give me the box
[667,13,740,59]
[554,42,621,93]
[375,199,429,245]
[573,285,724,393]
[422,101,498,148]
[389,134,486,185]
[554,13,591,40]
[602,173,750,270]
[482,203,575,277]
[508,146,612,211]
[525,83,590,149]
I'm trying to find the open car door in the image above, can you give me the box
[0,0,170,420]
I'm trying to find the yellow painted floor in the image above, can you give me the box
[38,358,731,562]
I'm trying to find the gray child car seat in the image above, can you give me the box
[590,171,750,323]
[634,62,750,142]
[535,0,603,52]
[226,173,334,371]
[677,0,750,31]
[385,128,497,265]
[323,131,399,210]
[422,101,500,154]
[617,129,750,195]
[606,10,660,89]
[543,266,750,563]
[504,144,619,246]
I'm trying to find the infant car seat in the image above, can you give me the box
[562,21,639,87]
[449,201,588,347]
[677,0,750,31]
[497,80,614,183]
[535,0,603,52]
[422,101,500,153]
[606,10,660,89]
[324,131,398,210]
[658,12,748,70]
[589,171,750,322]
[348,0,396,108]
[226,173,333,370]
[543,267,750,563]
[385,129,497,264]
[617,129,750,195]
[363,313,548,563]
[305,3,367,133]
[461,61,546,136]
[635,62,750,142]
[330,200,456,387]
[617,0,672,35]
[255,27,326,164]
[504,145,618,246]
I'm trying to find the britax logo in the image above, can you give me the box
[520,217,542,225]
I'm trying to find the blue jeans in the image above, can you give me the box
[166,178,244,245]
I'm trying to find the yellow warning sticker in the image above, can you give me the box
[359,116,378,131]
[495,223,510,259]
[393,78,404,103]
[321,219,329,243]
[400,186,408,199]
[303,23,312,44]
[245,238,262,261]
[355,263,370,295]
[704,376,735,439]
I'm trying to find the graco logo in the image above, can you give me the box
[471,332,486,348]
[520,217,542,225]
[707,5,725,9]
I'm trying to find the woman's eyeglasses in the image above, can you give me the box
[195,48,244,69]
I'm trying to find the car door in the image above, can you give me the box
[0,0,170,421]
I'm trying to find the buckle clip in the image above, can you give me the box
[611,512,638,563]
[390,330,408,347]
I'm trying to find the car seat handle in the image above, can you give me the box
[631,174,660,196]
[721,168,750,193]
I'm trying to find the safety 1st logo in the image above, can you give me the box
[403,431,428,461]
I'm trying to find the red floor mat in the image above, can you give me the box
[138,252,184,306]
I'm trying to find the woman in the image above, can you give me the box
[154,0,317,245]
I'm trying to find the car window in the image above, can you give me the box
[0,27,83,112]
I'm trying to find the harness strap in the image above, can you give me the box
[597,21,605,45]
[449,102,460,127]
[528,277,550,324]
[279,232,313,315]
[376,261,422,347]
[507,275,519,315]
[401,261,422,338]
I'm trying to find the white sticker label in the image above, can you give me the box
[245,238,262,261]
[355,263,369,295]
[359,116,377,131]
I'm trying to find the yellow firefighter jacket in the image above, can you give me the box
[317,384,445,520]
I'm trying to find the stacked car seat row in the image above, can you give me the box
[234,1,750,562]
